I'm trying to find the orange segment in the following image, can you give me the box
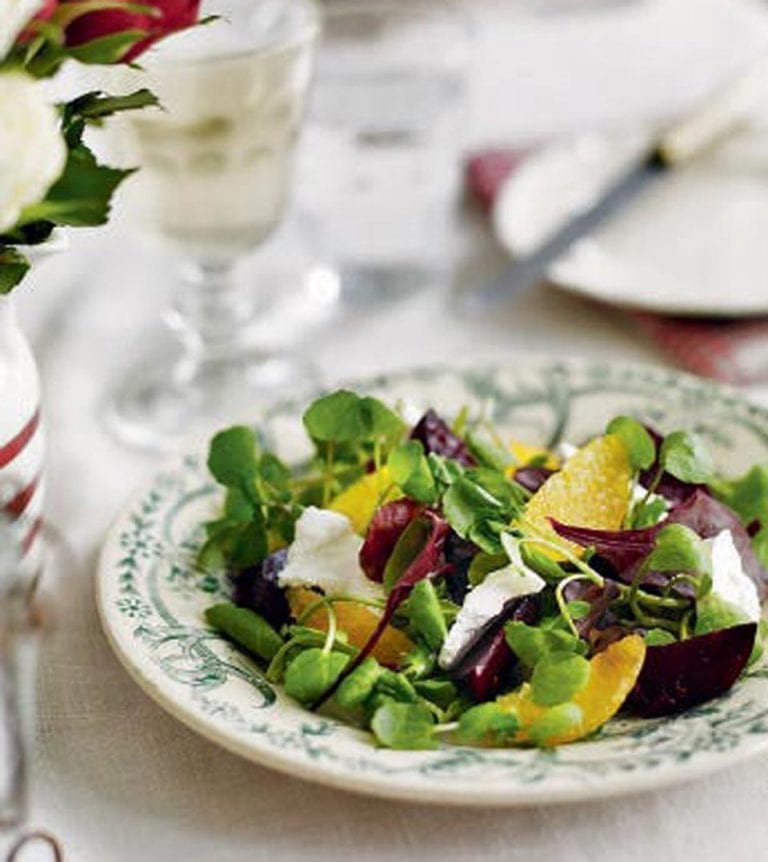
[498,635,646,746]
[329,467,402,535]
[287,587,413,666]
[523,434,631,559]
[508,440,559,470]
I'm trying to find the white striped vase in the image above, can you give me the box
[0,296,45,575]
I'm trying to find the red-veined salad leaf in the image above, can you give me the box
[552,489,768,600]
[551,518,658,575]
[359,498,425,583]
[513,466,554,494]
[316,512,452,705]
[410,409,476,467]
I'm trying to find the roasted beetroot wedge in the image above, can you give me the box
[628,623,757,717]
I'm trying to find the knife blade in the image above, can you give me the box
[468,54,768,312]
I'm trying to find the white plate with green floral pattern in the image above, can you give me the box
[97,360,768,806]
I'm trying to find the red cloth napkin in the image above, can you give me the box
[466,149,768,386]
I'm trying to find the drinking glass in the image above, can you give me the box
[104,0,320,452]
[297,0,470,305]
[0,513,63,861]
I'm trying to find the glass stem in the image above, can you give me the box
[167,260,255,373]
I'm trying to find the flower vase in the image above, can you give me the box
[0,296,45,575]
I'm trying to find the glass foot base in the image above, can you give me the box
[332,263,444,308]
[104,352,320,454]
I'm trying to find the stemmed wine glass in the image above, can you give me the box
[103,0,321,452]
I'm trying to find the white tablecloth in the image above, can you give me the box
[12,1,768,858]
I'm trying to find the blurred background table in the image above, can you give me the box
[14,0,768,858]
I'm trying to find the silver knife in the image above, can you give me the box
[468,54,768,312]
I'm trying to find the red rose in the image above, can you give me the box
[18,0,58,41]
[63,0,201,62]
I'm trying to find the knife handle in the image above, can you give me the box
[657,54,768,166]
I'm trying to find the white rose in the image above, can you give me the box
[0,72,66,233]
[0,0,44,58]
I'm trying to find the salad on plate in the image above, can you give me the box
[199,390,767,751]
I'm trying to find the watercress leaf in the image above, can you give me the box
[413,679,457,710]
[302,390,367,443]
[660,430,714,484]
[468,552,508,587]
[208,426,260,488]
[205,603,284,662]
[442,476,503,540]
[607,416,656,471]
[467,522,505,556]
[427,452,464,487]
[566,600,591,621]
[370,701,436,750]
[400,642,436,679]
[505,621,581,668]
[695,593,750,636]
[753,526,768,570]
[465,429,513,472]
[466,468,525,514]
[229,518,269,569]
[197,520,238,570]
[457,701,520,745]
[286,626,356,654]
[259,452,292,496]
[335,657,383,709]
[359,396,406,440]
[382,517,431,593]
[631,496,668,529]
[388,440,437,504]
[527,702,584,747]
[406,579,448,650]
[711,464,768,526]
[643,628,677,646]
[223,486,254,521]
[530,652,591,706]
[284,648,350,706]
[519,544,567,582]
[373,669,421,704]
[645,523,712,576]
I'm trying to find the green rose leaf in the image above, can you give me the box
[0,249,30,295]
